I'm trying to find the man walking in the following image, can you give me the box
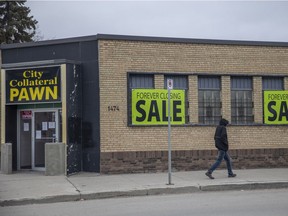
[205,118,236,179]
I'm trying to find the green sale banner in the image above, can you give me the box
[131,89,185,125]
[263,90,288,124]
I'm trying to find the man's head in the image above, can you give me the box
[219,118,229,126]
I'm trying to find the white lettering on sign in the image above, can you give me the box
[21,111,32,119]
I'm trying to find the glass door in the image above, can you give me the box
[18,109,61,171]
[32,110,59,170]
[19,111,33,169]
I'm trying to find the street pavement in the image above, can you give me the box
[0,168,287,206]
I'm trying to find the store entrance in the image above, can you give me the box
[18,109,61,171]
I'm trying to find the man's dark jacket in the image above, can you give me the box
[214,118,229,151]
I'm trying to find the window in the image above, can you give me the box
[164,75,188,90]
[262,77,284,90]
[262,77,284,125]
[198,76,222,124]
[128,74,154,124]
[164,75,189,123]
[129,74,154,89]
[231,77,254,124]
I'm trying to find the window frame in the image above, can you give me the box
[198,76,222,125]
[231,76,254,125]
[164,75,189,123]
[127,73,155,126]
[262,76,284,124]
[262,77,284,91]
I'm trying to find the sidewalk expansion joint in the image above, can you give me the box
[65,177,81,196]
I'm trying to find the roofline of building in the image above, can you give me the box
[1,59,81,69]
[0,35,98,49]
[1,34,288,49]
[97,34,288,47]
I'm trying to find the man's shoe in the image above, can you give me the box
[205,172,215,179]
[228,173,237,178]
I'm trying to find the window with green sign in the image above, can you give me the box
[128,74,154,125]
[164,75,189,123]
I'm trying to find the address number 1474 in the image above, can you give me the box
[108,106,119,111]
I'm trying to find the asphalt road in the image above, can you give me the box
[1,189,288,216]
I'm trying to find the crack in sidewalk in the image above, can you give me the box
[65,177,82,200]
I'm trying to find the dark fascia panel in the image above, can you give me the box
[1,34,288,50]
[0,35,98,50]
[1,59,81,69]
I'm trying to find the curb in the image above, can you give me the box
[0,194,80,207]
[80,186,200,201]
[1,182,288,207]
[200,181,288,191]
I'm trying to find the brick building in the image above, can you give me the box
[1,34,288,174]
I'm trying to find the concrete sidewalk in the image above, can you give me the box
[0,168,288,206]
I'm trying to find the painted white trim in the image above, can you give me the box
[60,64,67,174]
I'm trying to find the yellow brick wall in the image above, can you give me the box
[285,77,288,90]
[188,75,198,123]
[221,76,231,122]
[253,77,263,124]
[98,40,288,153]
[154,74,164,89]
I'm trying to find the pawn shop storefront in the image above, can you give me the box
[1,34,288,175]
[1,62,82,174]
[7,66,61,171]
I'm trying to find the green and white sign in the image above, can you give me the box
[132,89,185,125]
[263,91,288,124]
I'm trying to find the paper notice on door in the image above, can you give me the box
[24,123,29,132]
[49,122,56,129]
[42,122,48,131]
[36,130,42,139]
